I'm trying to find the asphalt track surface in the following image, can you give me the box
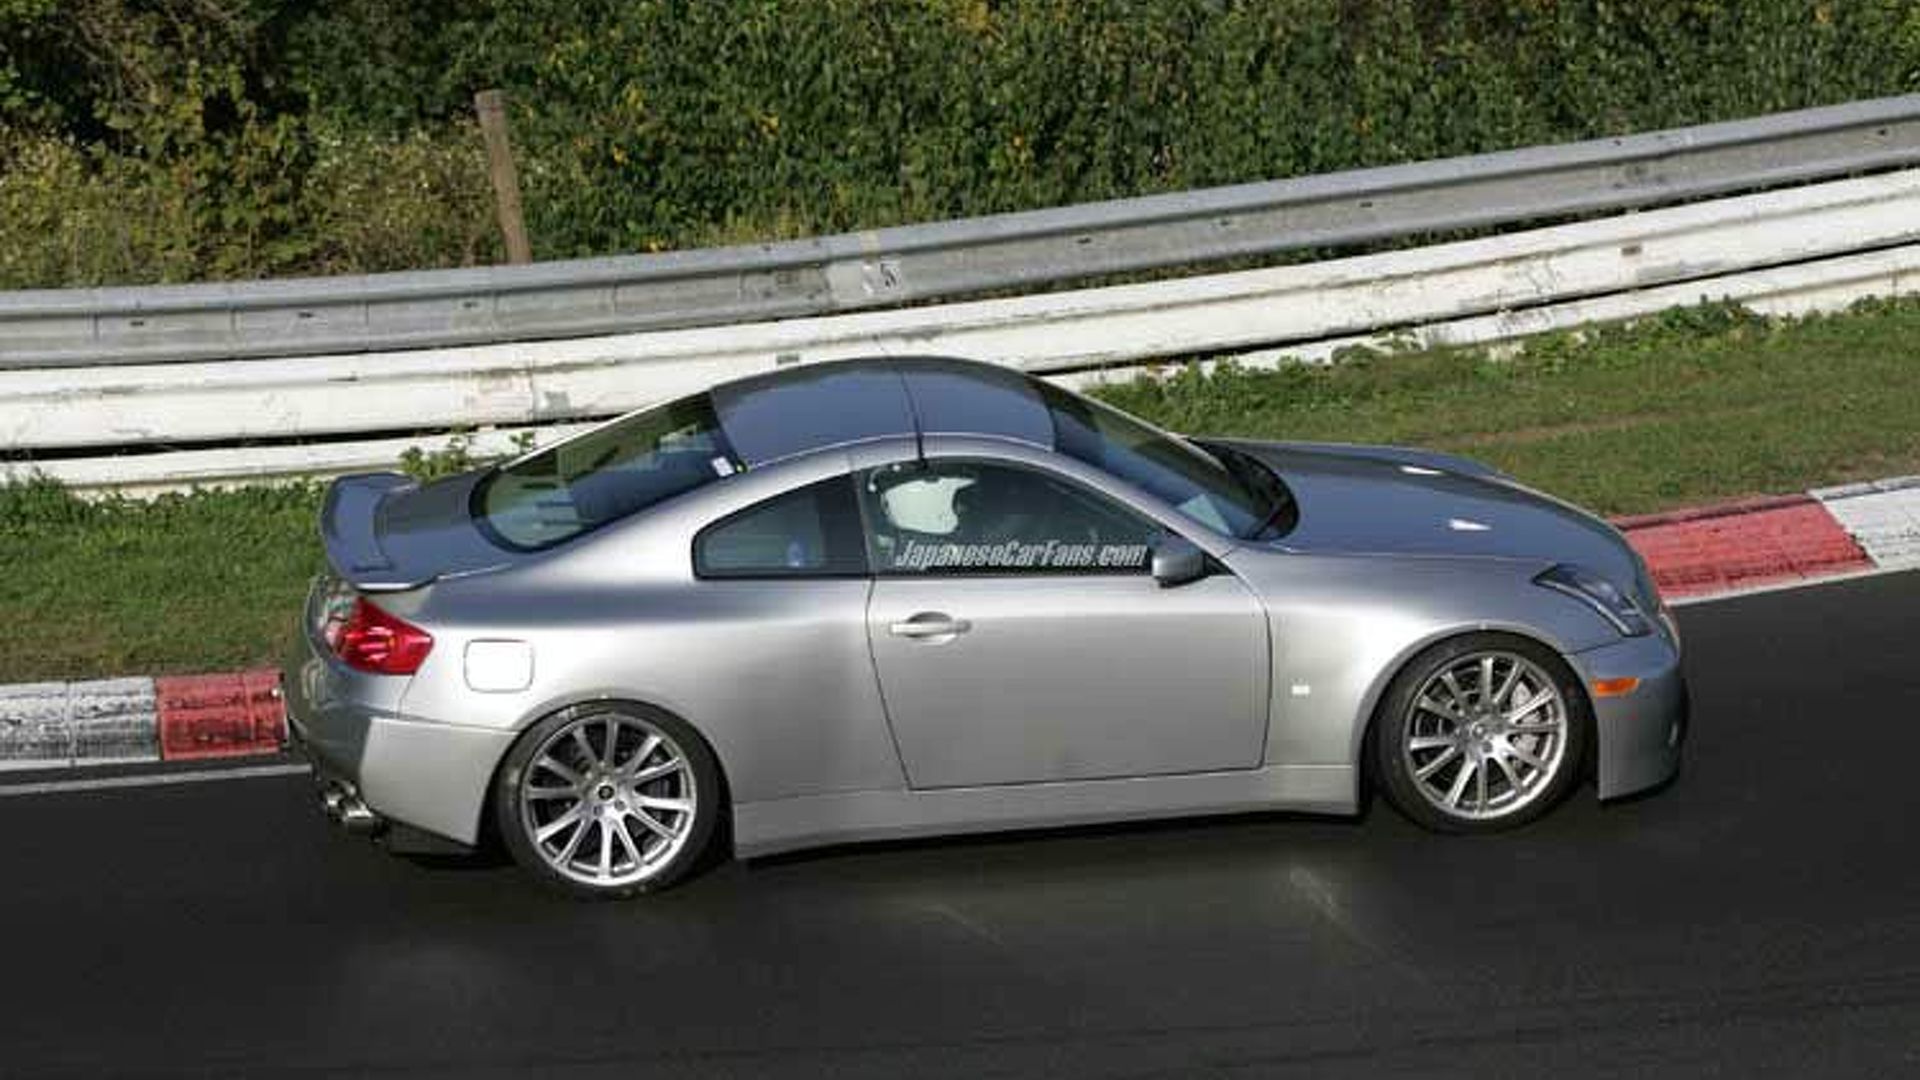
[3,572,1918,1079]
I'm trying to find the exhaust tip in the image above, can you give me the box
[315,778,385,835]
[337,798,383,835]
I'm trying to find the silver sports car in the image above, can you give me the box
[287,356,1686,898]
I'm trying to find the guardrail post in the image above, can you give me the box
[475,89,534,265]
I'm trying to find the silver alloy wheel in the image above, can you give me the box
[1401,651,1570,822]
[517,712,698,888]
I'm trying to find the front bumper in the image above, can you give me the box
[284,609,513,847]
[1570,632,1688,800]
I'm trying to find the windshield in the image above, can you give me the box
[1037,383,1287,539]
[474,394,740,550]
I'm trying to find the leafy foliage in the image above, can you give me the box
[3,1,1919,286]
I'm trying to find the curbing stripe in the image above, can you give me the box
[69,677,160,765]
[1813,477,1920,571]
[0,476,1915,771]
[1619,499,1873,598]
[0,677,160,771]
[0,682,73,766]
[155,669,287,762]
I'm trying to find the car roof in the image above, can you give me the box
[709,357,1055,467]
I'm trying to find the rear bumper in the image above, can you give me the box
[284,617,512,847]
[1570,633,1688,800]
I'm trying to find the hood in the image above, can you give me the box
[1212,439,1645,588]
[320,471,512,592]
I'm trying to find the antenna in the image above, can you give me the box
[895,367,928,466]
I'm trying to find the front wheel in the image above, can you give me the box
[1371,634,1592,833]
[494,703,722,898]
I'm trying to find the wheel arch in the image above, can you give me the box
[1349,622,1594,773]
[477,694,737,857]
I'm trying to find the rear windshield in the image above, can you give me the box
[473,394,740,550]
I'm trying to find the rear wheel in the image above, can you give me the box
[1371,634,1591,833]
[495,703,721,898]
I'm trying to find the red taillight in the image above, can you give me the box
[332,598,434,675]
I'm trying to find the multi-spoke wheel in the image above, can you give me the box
[495,704,721,897]
[1372,634,1591,832]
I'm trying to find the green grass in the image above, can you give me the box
[1097,299,1920,516]
[0,481,325,683]
[4,297,1919,683]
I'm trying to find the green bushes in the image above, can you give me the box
[300,124,499,274]
[4,0,1918,288]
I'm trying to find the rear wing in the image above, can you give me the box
[319,472,431,592]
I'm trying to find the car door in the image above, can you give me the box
[681,471,909,799]
[861,455,1270,789]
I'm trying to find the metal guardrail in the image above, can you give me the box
[5,94,1920,371]
[9,168,1918,458]
[21,237,1916,499]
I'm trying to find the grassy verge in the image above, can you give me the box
[1099,299,1920,515]
[4,298,1918,682]
[0,482,324,684]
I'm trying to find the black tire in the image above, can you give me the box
[494,701,723,899]
[1370,632,1592,834]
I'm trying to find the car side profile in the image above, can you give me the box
[286,356,1686,898]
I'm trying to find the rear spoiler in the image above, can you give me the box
[320,472,431,593]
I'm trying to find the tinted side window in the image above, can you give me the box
[859,460,1160,575]
[695,477,868,578]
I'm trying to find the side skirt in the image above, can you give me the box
[732,764,1356,859]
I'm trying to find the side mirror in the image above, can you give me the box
[1150,534,1209,588]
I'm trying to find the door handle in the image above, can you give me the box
[889,613,972,639]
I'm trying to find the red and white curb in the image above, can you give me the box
[0,670,283,771]
[1620,476,1920,600]
[1812,476,1920,570]
[1,475,1916,772]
